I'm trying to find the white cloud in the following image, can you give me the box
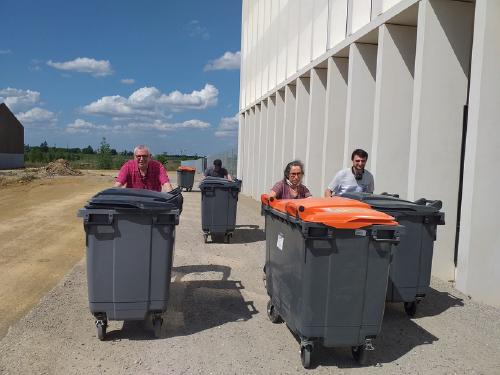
[128,119,210,131]
[0,49,12,55]
[214,114,239,137]
[66,118,209,134]
[82,84,218,119]
[47,57,113,77]
[16,107,57,127]
[66,119,111,133]
[186,20,210,40]
[121,78,135,85]
[204,51,241,71]
[0,87,41,111]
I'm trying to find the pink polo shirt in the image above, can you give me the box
[116,159,170,192]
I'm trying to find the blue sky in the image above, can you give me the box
[0,0,242,155]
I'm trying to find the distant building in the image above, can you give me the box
[0,103,24,169]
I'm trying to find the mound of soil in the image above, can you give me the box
[45,159,82,176]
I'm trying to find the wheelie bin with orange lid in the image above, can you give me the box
[261,195,402,368]
[177,166,196,192]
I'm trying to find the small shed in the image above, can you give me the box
[0,103,25,169]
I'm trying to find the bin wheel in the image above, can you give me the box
[300,344,313,369]
[188,187,192,192]
[351,345,368,365]
[211,233,225,243]
[225,233,232,243]
[404,301,417,317]
[266,300,282,324]
[203,234,209,243]
[96,321,107,341]
[153,317,163,338]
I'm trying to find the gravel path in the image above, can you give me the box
[0,186,499,374]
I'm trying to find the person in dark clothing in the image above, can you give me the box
[204,159,233,180]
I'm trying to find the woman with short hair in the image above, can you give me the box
[269,160,311,199]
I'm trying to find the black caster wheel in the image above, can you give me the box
[404,301,417,317]
[211,233,224,243]
[96,321,107,341]
[153,317,163,338]
[300,344,313,369]
[352,345,368,365]
[225,233,232,243]
[266,300,282,324]
[188,188,192,192]
[203,234,209,243]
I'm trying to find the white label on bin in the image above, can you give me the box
[277,233,284,251]
[355,229,367,237]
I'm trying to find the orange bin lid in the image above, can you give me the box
[177,166,196,172]
[261,194,397,229]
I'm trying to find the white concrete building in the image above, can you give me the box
[237,0,500,307]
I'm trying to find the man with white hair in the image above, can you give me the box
[115,145,173,192]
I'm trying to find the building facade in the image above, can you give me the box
[0,103,24,169]
[237,0,500,307]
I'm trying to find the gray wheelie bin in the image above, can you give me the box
[341,192,445,316]
[78,187,183,340]
[177,166,196,192]
[261,196,402,368]
[199,177,241,243]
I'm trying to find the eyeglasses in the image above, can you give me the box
[289,172,302,176]
[135,155,149,159]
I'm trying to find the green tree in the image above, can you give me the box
[82,145,94,154]
[27,148,44,163]
[40,141,49,152]
[97,138,113,169]
[155,154,169,168]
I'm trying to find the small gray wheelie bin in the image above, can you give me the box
[78,187,183,340]
[199,177,241,243]
[261,195,402,368]
[177,166,196,192]
[341,192,445,316]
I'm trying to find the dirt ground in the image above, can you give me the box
[0,173,499,374]
[0,170,117,338]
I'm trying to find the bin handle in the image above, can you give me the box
[414,198,443,210]
[230,189,239,198]
[372,236,400,244]
[371,231,400,244]
[203,187,216,197]
[381,192,400,198]
[83,212,114,225]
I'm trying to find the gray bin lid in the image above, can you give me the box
[199,177,241,191]
[84,187,183,212]
[340,192,443,218]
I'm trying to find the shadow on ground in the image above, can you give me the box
[166,264,258,337]
[230,224,265,244]
[281,286,464,369]
[105,264,257,340]
[407,287,464,318]
[284,308,439,369]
